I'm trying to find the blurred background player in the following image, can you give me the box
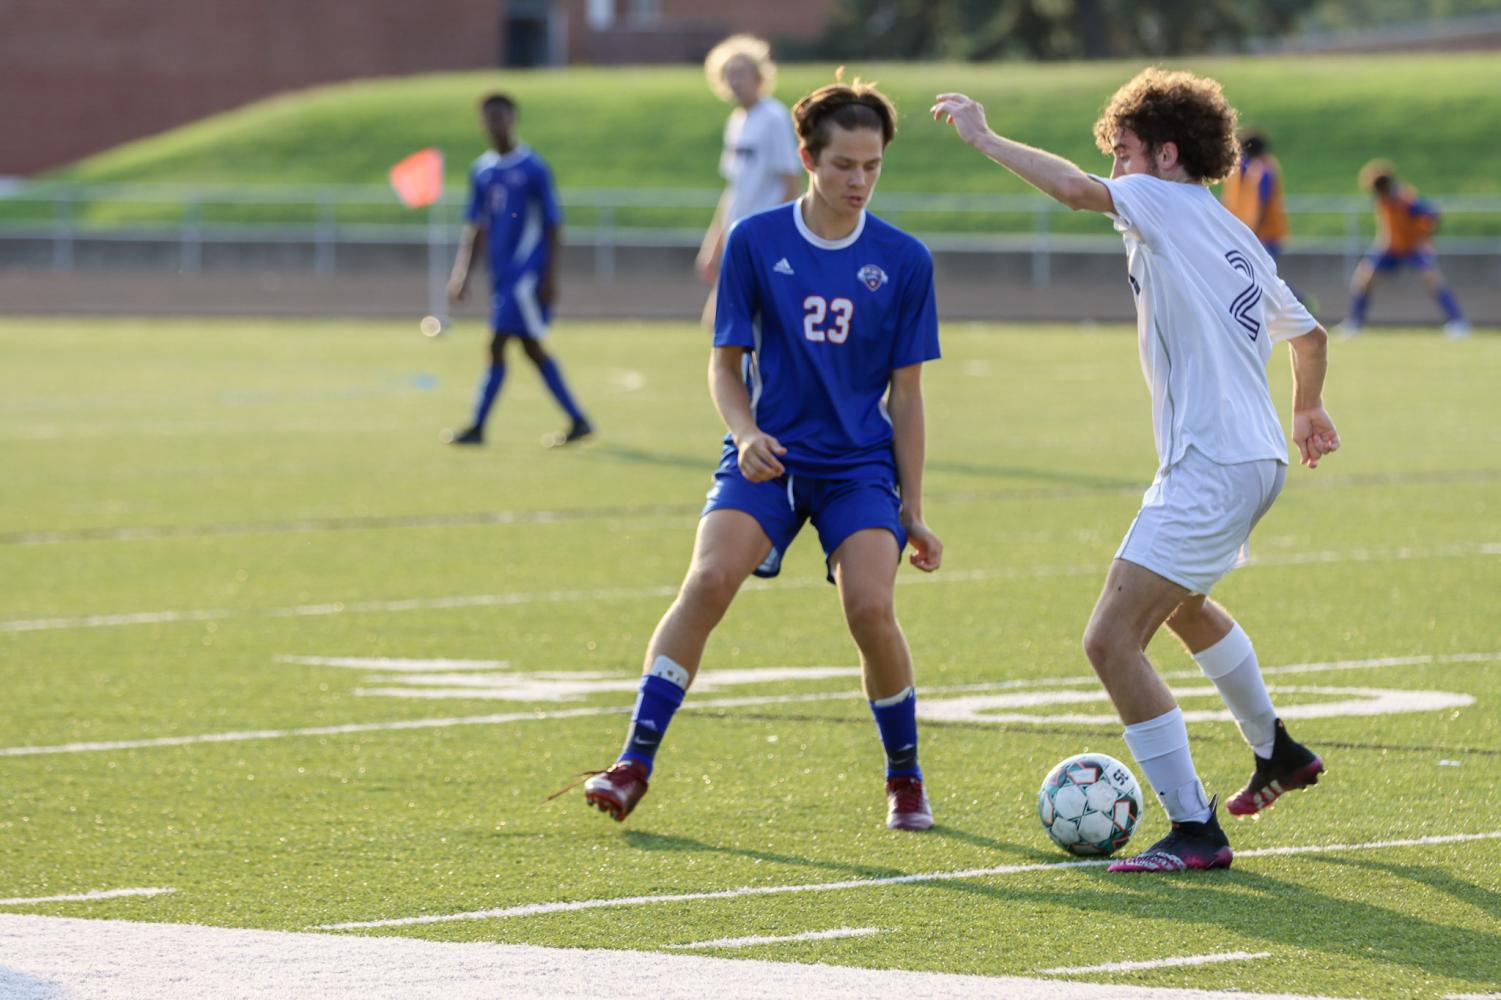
[446,93,593,447]
[1342,159,1470,339]
[695,35,803,327]
[934,68,1338,873]
[1221,129,1289,261]
[583,79,944,833]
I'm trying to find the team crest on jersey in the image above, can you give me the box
[858,264,888,291]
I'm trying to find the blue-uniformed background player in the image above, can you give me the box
[446,93,593,447]
[580,79,945,833]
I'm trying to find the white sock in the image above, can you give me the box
[1194,624,1277,757]
[1122,707,1212,824]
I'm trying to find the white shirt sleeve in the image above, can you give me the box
[1264,277,1317,343]
[1096,173,1175,248]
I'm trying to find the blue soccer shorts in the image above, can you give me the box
[491,271,551,339]
[1368,249,1436,272]
[702,452,906,583]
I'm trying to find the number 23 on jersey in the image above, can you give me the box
[803,295,853,344]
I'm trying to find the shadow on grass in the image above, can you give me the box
[902,860,1501,986]
[622,830,908,882]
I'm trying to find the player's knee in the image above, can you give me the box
[681,562,741,613]
[1082,622,1124,671]
[843,592,896,639]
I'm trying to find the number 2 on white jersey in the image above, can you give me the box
[803,295,853,344]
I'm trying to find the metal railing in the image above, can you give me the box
[4,182,1500,293]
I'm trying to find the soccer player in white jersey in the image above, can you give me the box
[934,68,1341,872]
[696,35,804,327]
[582,80,944,832]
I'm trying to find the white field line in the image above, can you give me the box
[667,926,883,950]
[0,887,175,906]
[2,650,1497,759]
[1040,951,1271,975]
[276,656,513,672]
[4,541,1498,635]
[313,830,1501,930]
[0,914,1356,1000]
[1445,993,1501,999]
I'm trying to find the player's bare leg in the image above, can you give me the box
[583,510,770,821]
[831,529,931,830]
[1083,560,1231,871]
[1167,596,1324,817]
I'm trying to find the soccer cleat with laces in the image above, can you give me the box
[1226,718,1325,817]
[582,759,649,822]
[1108,796,1232,872]
[885,775,933,831]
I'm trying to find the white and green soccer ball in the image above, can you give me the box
[1038,752,1143,857]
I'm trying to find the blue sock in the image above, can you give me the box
[539,357,585,424]
[870,686,921,780]
[619,671,686,776]
[471,363,506,428]
[1350,291,1370,325]
[1435,286,1464,323]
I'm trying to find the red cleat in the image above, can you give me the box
[886,775,933,831]
[583,760,650,822]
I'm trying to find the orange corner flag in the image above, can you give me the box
[389,148,444,208]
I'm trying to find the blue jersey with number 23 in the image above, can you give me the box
[713,201,940,480]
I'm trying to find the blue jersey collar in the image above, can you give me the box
[793,196,866,251]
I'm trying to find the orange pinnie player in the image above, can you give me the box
[1221,129,1289,259]
[1343,160,1470,338]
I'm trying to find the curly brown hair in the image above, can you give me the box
[792,78,897,159]
[1092,68,1240,183]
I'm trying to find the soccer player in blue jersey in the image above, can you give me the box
[446,93,592,447]
[582,80,944,832]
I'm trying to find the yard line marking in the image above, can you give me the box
[667,927,883,950]
[276,656,514,672]
[0,887,175,906]
[3,651,1497,758]
[1445,993,1501,999]
[313,830,1501,930]
[0,914,1356,1000]
[3,541,1497,634]
[1040,951,1271,975]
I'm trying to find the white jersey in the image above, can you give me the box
[1096,173,1316,470]
[720,97,800,224]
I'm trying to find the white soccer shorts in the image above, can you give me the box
[1114,446,1287,595]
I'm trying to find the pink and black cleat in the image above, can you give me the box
[582,759,650,822]
[1108,796,1233,872]
[1226,719,1325,818]
[886,775,934,831]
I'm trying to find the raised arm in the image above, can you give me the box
[931,93,1114,214]
[708,346,786,482]
[1286,324,1341,468]
[887,364,942,572]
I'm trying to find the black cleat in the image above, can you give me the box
[1109,796,1233,872]
[1226,719,1324,817]
[445,425,484,446]
[545,418,593,448]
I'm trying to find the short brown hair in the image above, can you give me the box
[1093,68,1239,183]
[1358,158,1396,193]
[792,78,897,159]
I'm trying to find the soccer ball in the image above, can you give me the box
[1038,752,1143,857]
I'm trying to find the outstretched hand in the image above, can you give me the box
[930,93,992,147]
[1293,407,1341,468]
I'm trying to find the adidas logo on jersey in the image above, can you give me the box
[773,258,795,275]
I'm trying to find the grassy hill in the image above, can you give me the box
[54,54,1501,197]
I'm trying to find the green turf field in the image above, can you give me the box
[2,317,1499,997]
